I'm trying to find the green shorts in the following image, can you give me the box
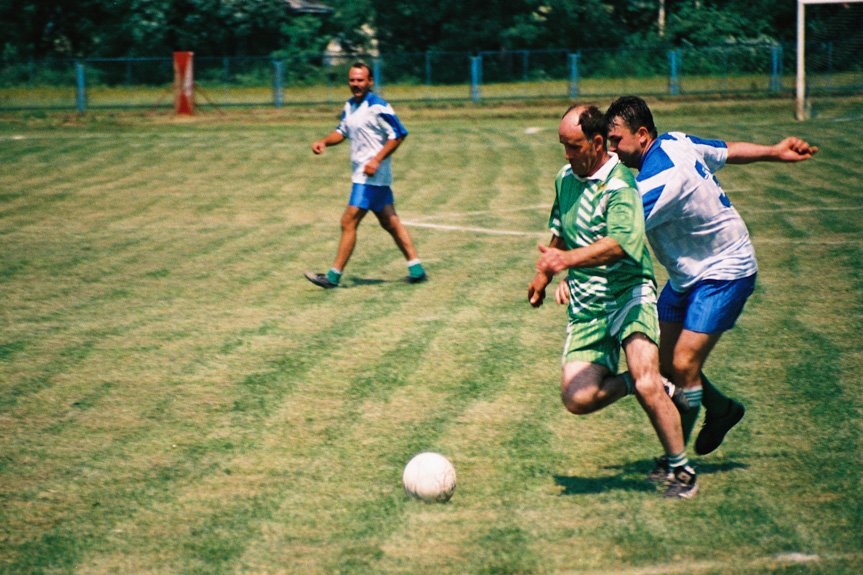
[561,294,660,374]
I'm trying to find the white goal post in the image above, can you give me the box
[797,0,863,120]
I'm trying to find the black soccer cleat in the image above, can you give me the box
[663,379,690,413]
[646,455,673,485]
[304,271,339,289]
[664,464,698,499]
[695,399,745,455]
[403,272,428,284]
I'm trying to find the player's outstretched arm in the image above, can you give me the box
[535,236,626,276]
[726,137,818,164]
[311,131,346,154]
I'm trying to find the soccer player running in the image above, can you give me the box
[304,62,427,288]
[604,96,818,478]
[528,105,697,498]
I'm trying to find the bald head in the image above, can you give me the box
[558,104,608,178]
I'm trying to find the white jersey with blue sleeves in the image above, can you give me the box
[336,92,408,186]
[636,132,757,291]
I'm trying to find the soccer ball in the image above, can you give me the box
[402,452,457,503]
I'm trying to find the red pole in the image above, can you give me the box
[174,52,194,116]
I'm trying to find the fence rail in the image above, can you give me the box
[1,43,861,112]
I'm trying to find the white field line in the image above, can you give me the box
[402,200,863,244]
[744,205,863,213]
[752,237,859,245]
[402,221,547,237]
[402,221,861,245]
[407,204,552,222]
[565,552,860,575]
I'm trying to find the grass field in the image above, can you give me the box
[4,72,857,110]
[1,96,861,574]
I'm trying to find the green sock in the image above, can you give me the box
[681,386,703,445]
[622,372,635,396]
[407,259,425,278]
[667,451,689,470]
[700,372,732,416]
[327,268,341,285]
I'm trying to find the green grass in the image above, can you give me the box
[0,96,861,574]
[2,73,857,110]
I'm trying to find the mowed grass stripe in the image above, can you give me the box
[59,233,540,572]
[0,101,861,574]
[0,124,430,568]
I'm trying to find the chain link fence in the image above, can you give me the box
[0,42,860,112]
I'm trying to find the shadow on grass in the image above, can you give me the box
[554,458,749,495]
[553,473,656,495]
[691,460,750,475]
[348,277,389,286]
[604,458,749,477]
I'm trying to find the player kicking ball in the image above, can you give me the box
[529,105,697,498]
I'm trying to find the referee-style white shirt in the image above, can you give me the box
[636,132,758,292]
[336,92,408,186]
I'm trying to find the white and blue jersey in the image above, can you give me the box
[335,93,408,186]
[637,132,757,292]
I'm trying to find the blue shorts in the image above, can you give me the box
[657,274,756,334]
[349,183,394,212]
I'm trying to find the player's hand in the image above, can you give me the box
[775,137,818,161]
[528,274,550,308]
[554,279,570,305]
[536,242,569,275]
[363,158,380,176]
[312,141,326,154]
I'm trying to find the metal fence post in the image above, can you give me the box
[771,46,782,93]
[568,52,580,98]
[75,61,86,113]
[373,58,382,95]
[471,56,482,102]
[668,50,680,96]
[273,59,283,108]
[223,57,230,100]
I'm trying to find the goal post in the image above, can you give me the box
[796,0,863,120]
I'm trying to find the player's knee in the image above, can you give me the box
[378,215,399,233]
[341,214,358,231]
[561,389,596,415]
[671,356,700,386]
[633,376,663,401]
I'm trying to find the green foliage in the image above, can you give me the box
[0,0,860,62]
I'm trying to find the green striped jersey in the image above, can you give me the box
[549,155,657,320]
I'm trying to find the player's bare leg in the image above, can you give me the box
[374,203,419,261]
[560,361,628,415]
[623,333,684,457]
[332,205,368,272]
[660,322,744,453]
[665,327,721,390]
[375,203,426,282]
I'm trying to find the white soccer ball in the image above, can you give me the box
[402,452,457,503]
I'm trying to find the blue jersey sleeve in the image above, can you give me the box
[686,134,728,172]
